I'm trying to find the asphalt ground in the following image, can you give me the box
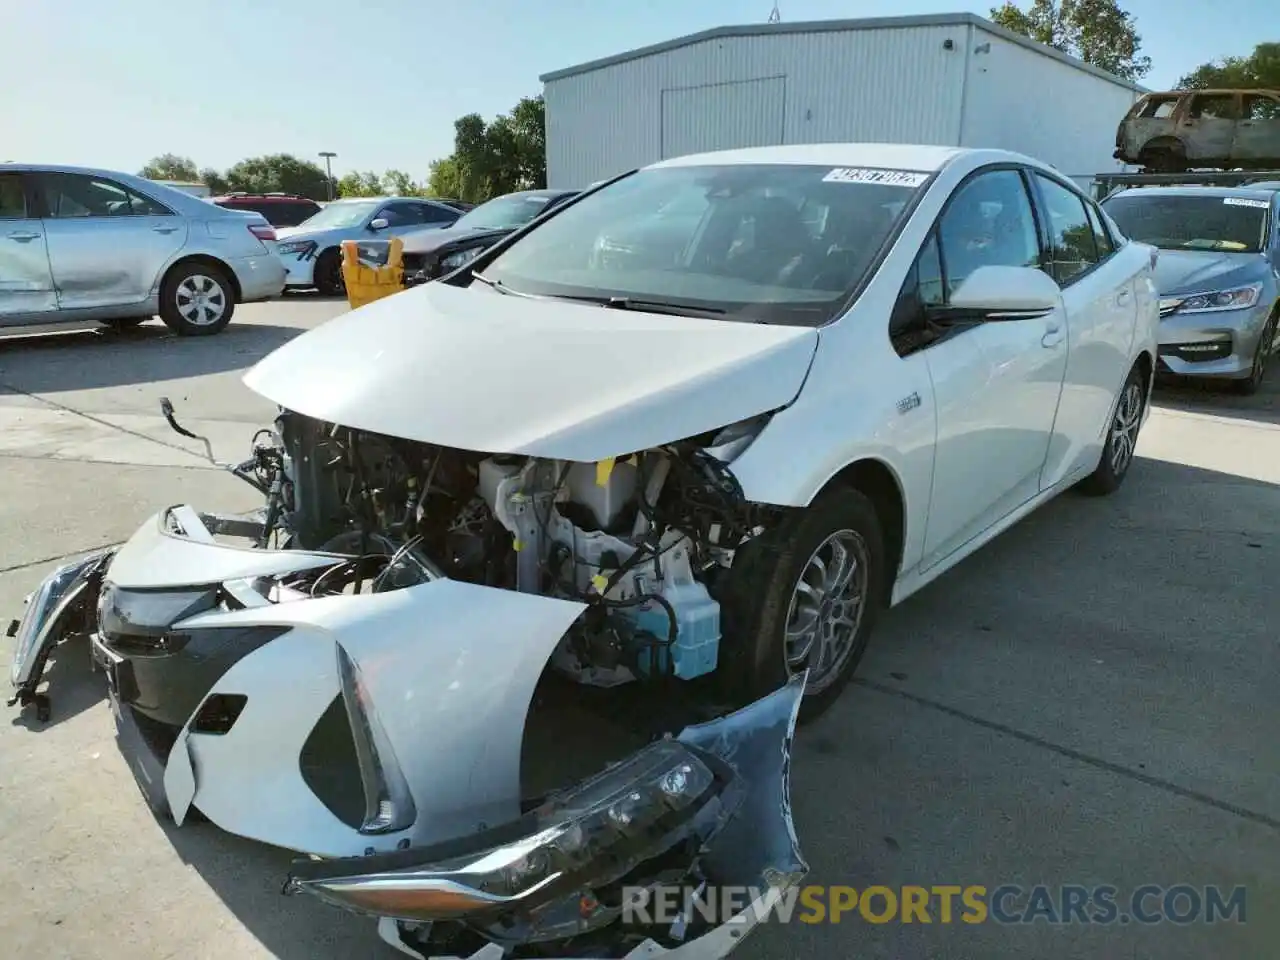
[1,298,1276,959]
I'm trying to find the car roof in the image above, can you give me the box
[644,143,1026,174]
[1106,185,1278,203]
[212,193,316,202]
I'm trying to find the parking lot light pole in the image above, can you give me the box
[319,151,336,201]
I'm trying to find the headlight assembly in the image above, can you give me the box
[440,246,484,271]
[1168,283,1263,314]
[277,240,316,257]
[285,738,723,923]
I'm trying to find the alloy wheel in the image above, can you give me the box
[1109,381,1143,476]
[784,529,869,695]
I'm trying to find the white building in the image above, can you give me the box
[541,13,1145,191]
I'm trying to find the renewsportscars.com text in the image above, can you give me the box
[621,883,1247,926]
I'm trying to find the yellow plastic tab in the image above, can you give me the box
[591,574,609,592]
[341,237,405,310]
[595,458,616,487]
[512,539,524,552]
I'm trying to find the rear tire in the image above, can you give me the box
[1079,364,1146,497]
[159,263,235,336]
[313,248,345,296]
[718,488,886,723]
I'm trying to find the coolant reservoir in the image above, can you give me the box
[624,581,721,681]
[566,460,638,530]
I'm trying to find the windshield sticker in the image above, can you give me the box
[823,168,929,188]
[1223,197,1269,209]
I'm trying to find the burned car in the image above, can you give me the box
[1116,89,1280,173]
[9,142,1161,956]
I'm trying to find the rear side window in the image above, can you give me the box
[1243,95,1280,122]
[0,173,27,218]
[1136,95,1179,119]
[42,174,171,218]
[421,202,456,224]
[1034,174,1099,285]
[1083,201,1115,257]
[1188,94,1238,120]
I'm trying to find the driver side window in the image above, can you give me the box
[891,168,1042,357]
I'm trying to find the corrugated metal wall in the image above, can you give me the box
[961,25,1143,181]
[545,24,970,188]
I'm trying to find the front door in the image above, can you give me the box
[916,168,1069,569]
[38,172,188,310]
[1236,94,1280,164]
[0,171,58,320]
[1179,92,1240,164]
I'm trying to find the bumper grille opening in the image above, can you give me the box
[192,693,248,735]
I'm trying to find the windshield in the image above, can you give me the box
[454,194,559,231]
[1102,194,1270,253]
[477,164,926,326]
[296,200,379,230]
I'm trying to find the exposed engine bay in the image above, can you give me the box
[257,409,783,689]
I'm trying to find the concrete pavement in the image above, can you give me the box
[0,301,1276,959]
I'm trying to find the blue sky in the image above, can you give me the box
[4,0,1271,179]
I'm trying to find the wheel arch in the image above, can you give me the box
[818,457,907,604]
[162,254,242,302]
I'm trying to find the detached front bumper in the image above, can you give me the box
[1156,303,1272,379]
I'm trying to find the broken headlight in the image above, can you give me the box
[97,582,219,642]
[285,738,722,922]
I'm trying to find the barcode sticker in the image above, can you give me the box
[1223,197,1269,209]
[823,168,929,188]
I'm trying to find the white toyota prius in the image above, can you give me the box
[9,144,1159,959]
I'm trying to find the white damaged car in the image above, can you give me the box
[8,144,1159,958]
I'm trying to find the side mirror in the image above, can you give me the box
[946,265,1061,319]
[368,217,389,232]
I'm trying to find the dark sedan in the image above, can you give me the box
[358,189,579,283]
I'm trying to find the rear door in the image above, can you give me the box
[1235,94,1280,164]
[38,173,189,309]
[1180,93,1240,163]
[0,170,58,321]
[1028,173,1139,490]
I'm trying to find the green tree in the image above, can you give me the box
[138,153,199,181]
[427,156,463,198]
[990,0,1152,81]
[382,169,428,196]
[1178,42,1280,89]
[199,168,229,194]
[426,94,548,204]
[224,153,333,200]
[337,170,385,197]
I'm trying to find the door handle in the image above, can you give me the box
[152,225,179,234]
[6,231,40,242]
[1042,323,1064,349]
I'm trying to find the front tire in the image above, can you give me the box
[159,263,235,336]
[1232,311,1276,396]
[313,248,345,296]
[719,488,886,723]
[1079,364,1146,496]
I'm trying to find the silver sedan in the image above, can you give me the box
[1102,185,1280,395]
[0,163,286,337]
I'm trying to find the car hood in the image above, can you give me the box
[242,282,820,462]
[396,224,509,256]
[1154,250,1266,296]
[275,225,353,243]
